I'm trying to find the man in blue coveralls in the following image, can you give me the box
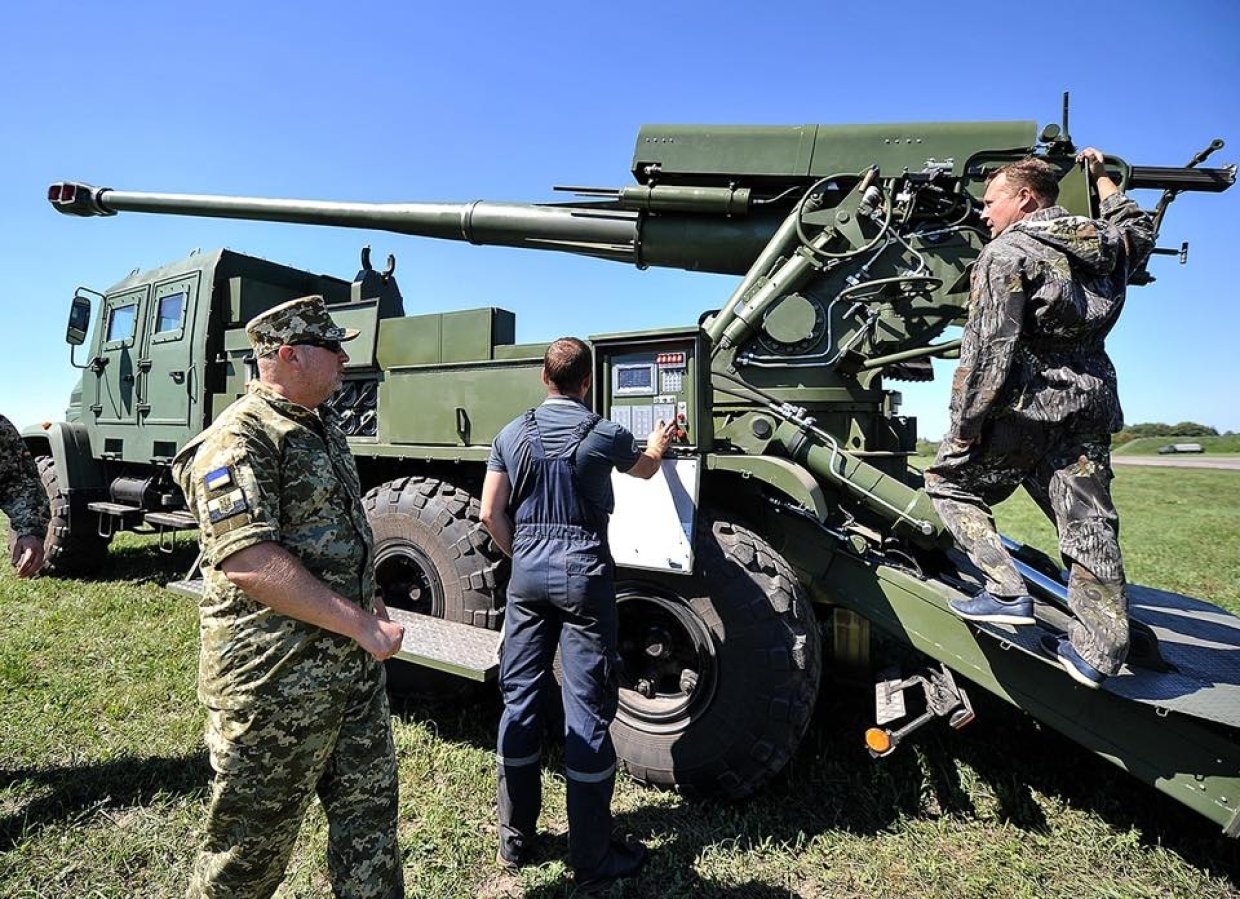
[480,336,674,892]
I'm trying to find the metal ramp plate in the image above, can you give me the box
[166,578,205,600]
[146,511,199,529]
[387,607,502,683]
[88,501,145,518]
[160,579,499,682]
[972,583,1240,728]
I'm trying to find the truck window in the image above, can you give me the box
[155,291,186,334]
[105,303,137,342]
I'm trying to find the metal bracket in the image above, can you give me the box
[867,663,975,757]
[1149,241,1189,264]
[96,510,116,539]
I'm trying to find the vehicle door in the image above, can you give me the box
[139,273,200,434]
[91,286,149,426]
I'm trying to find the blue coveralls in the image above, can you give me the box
[496,409,622,874]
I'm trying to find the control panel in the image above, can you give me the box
[601,339,697,449]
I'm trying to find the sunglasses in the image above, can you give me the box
[293,338,344,354]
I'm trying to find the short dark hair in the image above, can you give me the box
[988,157,1060,204]
[544,337,592,393]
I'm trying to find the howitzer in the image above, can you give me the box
[38,117,1240,836]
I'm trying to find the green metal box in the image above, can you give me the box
[376,308,516,367]
[378,361,545,447]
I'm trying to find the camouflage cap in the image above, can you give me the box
[245,295,360,357]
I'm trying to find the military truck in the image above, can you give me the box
[1158,442,1206,454]
[32,114,1240,835]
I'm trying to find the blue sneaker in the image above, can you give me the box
[1054,639,1106,689]
[949,591,1036,626]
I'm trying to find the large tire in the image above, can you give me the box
[612,512,821,799]
[35,455,110,576]
[363,476,504,628]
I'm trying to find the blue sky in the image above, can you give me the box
[2,0,1236,438]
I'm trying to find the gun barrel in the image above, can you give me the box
[49,182,644,265]
[47,181,782,275]
[1127,165,1235,193]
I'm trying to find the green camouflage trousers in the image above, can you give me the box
[188,660,403,899]
[924,421,1129,675]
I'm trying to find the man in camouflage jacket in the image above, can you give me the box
[924,149,1154,688]
[173,296,406,898]
[1,413,48,577]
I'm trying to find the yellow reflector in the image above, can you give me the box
[864,727,892,754]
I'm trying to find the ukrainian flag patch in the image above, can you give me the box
[204,467,233,491]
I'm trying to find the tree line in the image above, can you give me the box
[916,422,1227,456]
[1112,422,1222,445]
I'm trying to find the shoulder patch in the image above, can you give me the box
[204,466,233,492]
[206,488,249,524]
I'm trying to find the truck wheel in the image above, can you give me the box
[612,512,821,799]
[363,476,504,629]
[35,455,111,576]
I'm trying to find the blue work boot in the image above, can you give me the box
[1055,639,1106,689]
[1038,634,1106,689]
[949,591,1036,626]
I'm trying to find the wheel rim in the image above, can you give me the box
[614,584,718,734]
[374,540,444,617]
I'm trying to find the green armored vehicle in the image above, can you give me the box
[34,115,1240,834]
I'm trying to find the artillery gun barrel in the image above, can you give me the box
[47,181,783,276]
[1127,164,1235,193]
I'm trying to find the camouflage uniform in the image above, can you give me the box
[0,413,49,544]
[173,297,402,899]
[925,192,1154,675]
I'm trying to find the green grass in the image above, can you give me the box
[992,465,1240,614]
[1113,435,1240,455]
[3,468,1240,898]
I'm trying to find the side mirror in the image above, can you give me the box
[66,294,92,346]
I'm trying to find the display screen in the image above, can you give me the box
[617,365,653,391]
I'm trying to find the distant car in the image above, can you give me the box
[1158,443,1205,454]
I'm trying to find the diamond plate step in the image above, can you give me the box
[146,510,199,529]
[87,501,143,516]
[387,607,501,683]
[972,583,1240,729]
[159,583,501,683]
[166,578,205,600]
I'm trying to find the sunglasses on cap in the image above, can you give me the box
[293,338,344,354]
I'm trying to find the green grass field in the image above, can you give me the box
[2,465,1239,897]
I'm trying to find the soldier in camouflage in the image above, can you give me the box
[1,414,48,577]
[924,149,1154,688]
[173,295,406,898]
